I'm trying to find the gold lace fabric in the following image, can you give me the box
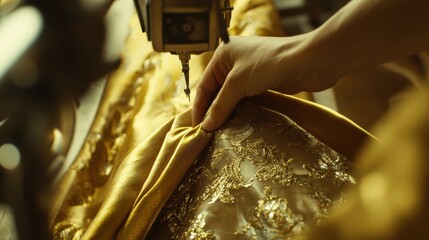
[147,102,356,239]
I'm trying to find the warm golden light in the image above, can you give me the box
[0,143,21,170]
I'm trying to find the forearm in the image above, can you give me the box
[300,0,429,80]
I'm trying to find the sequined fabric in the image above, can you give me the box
[147,102,356,239]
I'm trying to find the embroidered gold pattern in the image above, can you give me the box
[52,53,162,238]
[183,214,215,240]
[52,222,85,240]
[235,186,305,239]
[154,103,355,239]
[158,158,207,238]
[67,54,159,207]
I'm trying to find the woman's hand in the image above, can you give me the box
[192,0,429,132]
[192,35,337,131]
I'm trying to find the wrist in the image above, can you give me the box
[278,31,343,92]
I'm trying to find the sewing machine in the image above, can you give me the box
[134,0,232,101]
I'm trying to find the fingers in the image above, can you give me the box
[192,53,227,127]
[192,85,216,127]
[201,75,242,131]
[192,37,243,131]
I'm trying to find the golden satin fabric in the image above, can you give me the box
[49,0,374,239]
[146,101,357,239]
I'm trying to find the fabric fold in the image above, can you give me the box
[80,110,212,239]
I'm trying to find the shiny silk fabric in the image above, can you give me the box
[49,0,374,239]
[146,100,361,239]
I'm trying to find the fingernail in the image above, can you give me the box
[201,114,216,132]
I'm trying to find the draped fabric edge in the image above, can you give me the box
[248,91,378,160]
[79,109,213,239]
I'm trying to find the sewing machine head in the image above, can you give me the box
[134,0,232,54]
[134,0,232,100]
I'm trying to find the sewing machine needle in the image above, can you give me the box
[179,54,191,102]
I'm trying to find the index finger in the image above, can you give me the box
[192,54,229,126]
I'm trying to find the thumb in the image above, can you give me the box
[201,81,242,131]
